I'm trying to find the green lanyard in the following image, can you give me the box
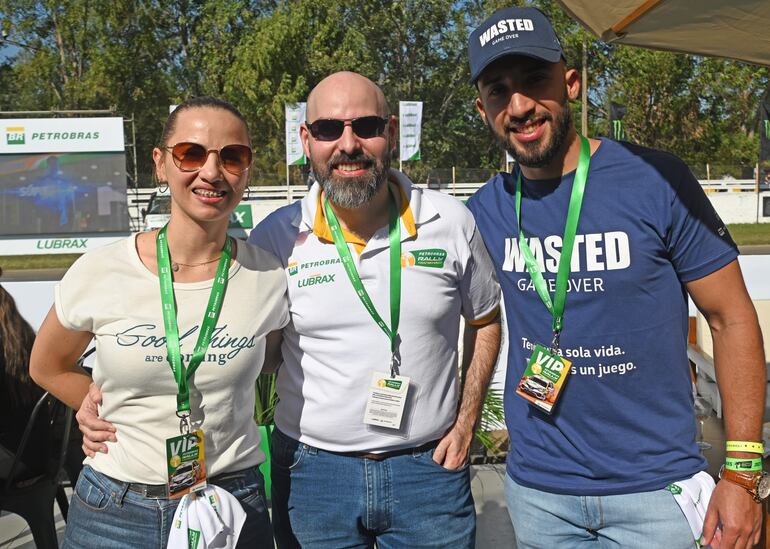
[515,135,591,350]
[324,188,401,377]
[156,225,232,433]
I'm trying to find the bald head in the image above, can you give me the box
[306,71,389,122]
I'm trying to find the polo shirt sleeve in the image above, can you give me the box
[248,208,299,266]
[460,224,501,325]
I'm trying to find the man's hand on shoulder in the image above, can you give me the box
[701,478,761,549]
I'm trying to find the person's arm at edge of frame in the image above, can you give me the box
[433,312,501,470]
[687,259,766,549]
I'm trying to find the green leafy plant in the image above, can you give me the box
[475,384,507,455]
[254,373,278,426]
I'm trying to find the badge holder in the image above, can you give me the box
[516,332,571,414]
[364,353,411,431]
[165,411,207,499]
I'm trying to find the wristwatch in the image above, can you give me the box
[719,466,770,503]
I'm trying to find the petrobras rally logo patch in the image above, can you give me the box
[5,126,25,145]
[401,248,447,268]
[287,261,299,276]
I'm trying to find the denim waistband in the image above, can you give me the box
[100,466,255,500]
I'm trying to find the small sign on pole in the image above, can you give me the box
[399,101,422,171]
[285,102,307,203]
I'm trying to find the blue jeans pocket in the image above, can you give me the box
[423,447,470,473]
[270,429,306,471]
[218,467,266,508]
[73,466,111,511]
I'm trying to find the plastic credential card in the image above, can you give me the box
[165,429,207,499]
[364,372,410,429]
[516,344,571,414]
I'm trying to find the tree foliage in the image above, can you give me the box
[1,0,767,185]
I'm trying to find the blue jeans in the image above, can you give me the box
[63,465,273,548]
[504,474,697,548]
[270,428,475,548]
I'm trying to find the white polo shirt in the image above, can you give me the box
[249,169,500,452]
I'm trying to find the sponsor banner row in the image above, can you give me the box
[1,117,125,154]
[0,234,127,256]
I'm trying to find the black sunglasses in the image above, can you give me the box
[307,116,388,142]
[164,142,252,175]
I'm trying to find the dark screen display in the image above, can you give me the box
[0,152,129,236]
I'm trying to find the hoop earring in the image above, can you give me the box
[157,180,168,193]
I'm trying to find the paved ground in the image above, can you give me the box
[0,464,516,548]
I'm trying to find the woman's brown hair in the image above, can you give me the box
[0,285,40,407]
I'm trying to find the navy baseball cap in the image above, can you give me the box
[468,7,564,84]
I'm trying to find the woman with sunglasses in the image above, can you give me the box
[30,96,287,548]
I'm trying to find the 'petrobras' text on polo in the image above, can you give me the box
[479,18,534,47]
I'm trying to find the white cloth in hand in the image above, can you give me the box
[667,470,715,547]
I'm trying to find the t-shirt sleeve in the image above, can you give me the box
[460,223,501,324]
[666,160,738,282]
[54,253,97,333]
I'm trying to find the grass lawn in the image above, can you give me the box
[1,224,769,272]
[727,224,770,246]
[0,254,81,271]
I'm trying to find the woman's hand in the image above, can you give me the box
[76,383,117,458]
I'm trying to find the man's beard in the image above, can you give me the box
[313,151,389,209]
[489,98,573,169]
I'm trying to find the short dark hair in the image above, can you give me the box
[159,96,249,147]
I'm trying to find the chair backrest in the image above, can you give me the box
[4,391,73,491]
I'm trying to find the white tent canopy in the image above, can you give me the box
[557,0,770,66]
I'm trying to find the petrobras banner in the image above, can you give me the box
[1,117,124,154]
[285,103,307,166]
[399,101,422,162]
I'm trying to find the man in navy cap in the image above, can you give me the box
[466,6,766,548]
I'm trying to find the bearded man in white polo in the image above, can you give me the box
[249,71,501,548]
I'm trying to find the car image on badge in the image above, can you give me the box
[169,461,199,493]
[519,375,555,401]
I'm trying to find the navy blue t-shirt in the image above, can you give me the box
[466,138,738,495]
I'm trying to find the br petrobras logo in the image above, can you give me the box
[287,262,299,276]
[6,126,25,145]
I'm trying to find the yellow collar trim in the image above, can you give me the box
[312,182,417,255]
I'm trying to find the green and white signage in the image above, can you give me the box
[399,101,422,162]
[0,235,126,256]
[285,103,307,166]
[1,117,124,154]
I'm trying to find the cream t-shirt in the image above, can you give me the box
[55,234,288,484]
